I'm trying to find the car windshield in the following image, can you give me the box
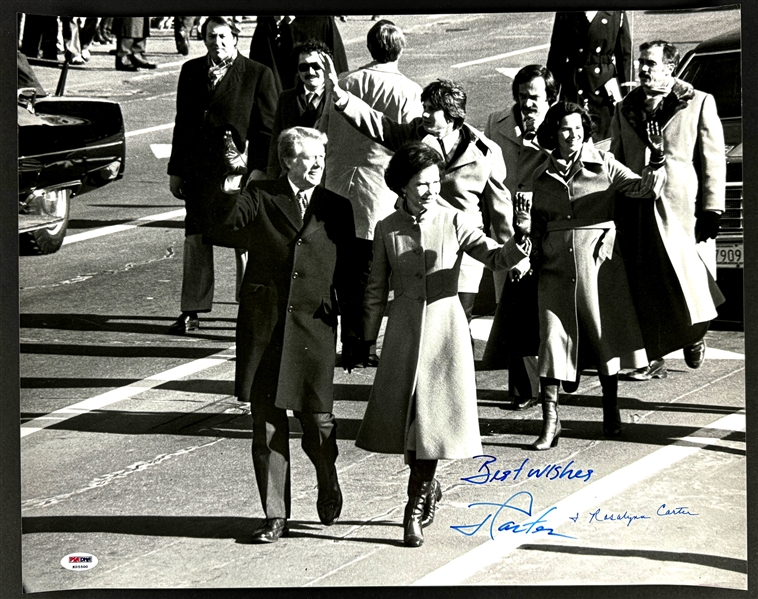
[678,51,741,119]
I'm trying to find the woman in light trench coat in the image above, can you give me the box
[355,142,531,547]
[519,101,666,450]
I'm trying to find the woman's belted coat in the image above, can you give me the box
[530,144,662,381]
[355,203,529,459]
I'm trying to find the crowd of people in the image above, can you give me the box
[25,13,726,548]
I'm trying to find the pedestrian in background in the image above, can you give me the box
[113,17,156,71]
[320,19,422,363]
[167,16,277,334]
[547,10,632,140]
[267,40,332,179]
[355,142,531,547]
[481,64,556,410]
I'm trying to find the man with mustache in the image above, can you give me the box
[481,65,557,410]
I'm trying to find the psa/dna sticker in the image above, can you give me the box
[61,553,98,571]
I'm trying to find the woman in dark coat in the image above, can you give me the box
[357,143,531,547]
[520,101,665,450]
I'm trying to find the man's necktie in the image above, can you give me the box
[296,190,308,218]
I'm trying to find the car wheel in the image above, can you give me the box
[20,188,71,254]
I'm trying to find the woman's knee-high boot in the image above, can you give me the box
[600,373,622,438]
[404,458,436,547]
[531,378,561,450]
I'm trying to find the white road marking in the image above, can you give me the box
[125,122,175,137]
[452,43,550,68]
[20,349,235,438]
[62,209,186,245]
[151,143,173,158]
[413,410,745,585]
[495,67,521,79]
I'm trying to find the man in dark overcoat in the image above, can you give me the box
[547,10,632,140]
[213,127,363,543]
[167,16,277,334]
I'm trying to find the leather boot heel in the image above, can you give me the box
[404,482,431,547]
[531,380,560,450]
[600,374,622,438]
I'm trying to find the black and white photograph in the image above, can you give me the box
[4,2,749,595]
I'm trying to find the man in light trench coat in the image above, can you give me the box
[610,40,726,380]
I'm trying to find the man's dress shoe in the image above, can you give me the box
[622,358,668,381]
[511,397,538,410]
[115,60,138,72]
[167,314,199,335]
[250,518,288,543]
[130,54,157,69]
[317,467,343,525]
[684,339,706,369]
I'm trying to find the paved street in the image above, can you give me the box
[7,9,748,595]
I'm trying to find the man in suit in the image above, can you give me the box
[610,40,726,380]
[321,20,422,364]
[481,64,556,410]
[167,16,277,334]
[249,15,349,97]
[215,127,363,543]
[547,11,632,140]
[267,40,332,179]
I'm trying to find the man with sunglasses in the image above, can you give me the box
[267,40,332,179]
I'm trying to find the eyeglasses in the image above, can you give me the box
[298,62,323,73]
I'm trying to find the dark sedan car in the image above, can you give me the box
[676,28,742,324]
[18,63,126,254]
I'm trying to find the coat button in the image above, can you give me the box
[414,247,422,254]
[415,273,423,279]
[288,306,294,313]
[296,239,303,246]
[571,277,576,283]
[578,89,584,95]
[292,272,299,279]
[568,247,573,253]
[596,46,602,53]
[578,67,583,72]
[567,215,572,219]
[595,67,601,74]
[578,48,583,53]
[602,18,608,24]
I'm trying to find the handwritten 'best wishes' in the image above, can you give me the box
[461,454,593,484]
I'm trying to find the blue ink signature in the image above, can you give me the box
[588,508,650,527]
[460,455,593,485]
[450,491,576,540]
[657,504,699,517]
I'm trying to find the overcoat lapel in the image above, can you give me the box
[270,178,304,231]
[208,55,243,107]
